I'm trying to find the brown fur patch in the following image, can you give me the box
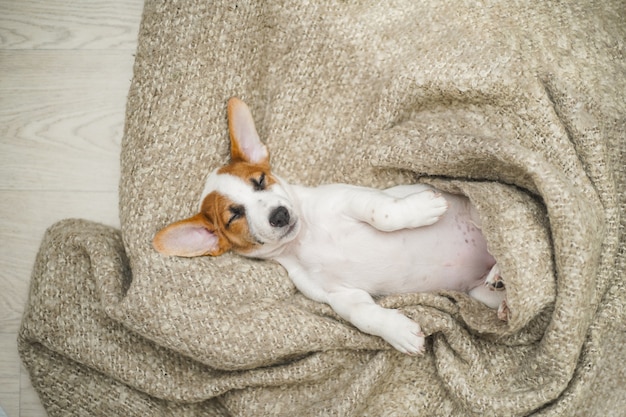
[200,190,262,254]
[217,161,277,191]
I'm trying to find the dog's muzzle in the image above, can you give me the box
[269,206,290,228]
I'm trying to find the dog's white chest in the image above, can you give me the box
[278,184,495,297]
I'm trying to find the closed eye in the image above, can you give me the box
[250,173,266,191]
[227,205,245,228]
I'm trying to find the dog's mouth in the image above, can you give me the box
[281,220,299,240]
[250,216,299,247]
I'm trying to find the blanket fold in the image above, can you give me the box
[19,0,625,416]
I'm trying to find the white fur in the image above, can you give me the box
[201,173,503,355]
[158,98,505,355]
[201,171,299,247]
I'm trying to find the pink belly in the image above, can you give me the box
[325,192,495,295]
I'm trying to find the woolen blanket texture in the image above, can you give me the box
[19,1,625,416]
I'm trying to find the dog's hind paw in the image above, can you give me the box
[381,310,426,355]
[485,264,505,291]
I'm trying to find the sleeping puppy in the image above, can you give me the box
[153,98,506,355]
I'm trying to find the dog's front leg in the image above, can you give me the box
[345,188,448,232]
[327,289,425,355]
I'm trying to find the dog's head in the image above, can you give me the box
[153,98,300,258]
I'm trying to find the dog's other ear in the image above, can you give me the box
[227,97,269,165]
[153,213,229,257]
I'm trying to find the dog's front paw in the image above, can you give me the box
[381,310,426,355]
[402,190,448,228]
[372,190,448,232]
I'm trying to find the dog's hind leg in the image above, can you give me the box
[327,289,426,355]
[468,264,509,321]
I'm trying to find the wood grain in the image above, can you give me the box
[0,51,132,191]
[0,0,142,414]
[0,0,143,50]
[0,334,20,417]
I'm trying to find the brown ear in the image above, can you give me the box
[153,213,229,257]
[227,97,269,165]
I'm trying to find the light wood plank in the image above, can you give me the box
[0,103,124,192]
[0,0,144,50]
[0,191,120,333]
[1,0,143,414]
[0,50,133,191]
[0,50,136,90]
[0,334,20,417]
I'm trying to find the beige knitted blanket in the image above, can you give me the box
[19,1,626,416]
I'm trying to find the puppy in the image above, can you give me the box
[153,98,506,355]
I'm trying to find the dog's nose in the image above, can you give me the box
[269,206,290,228]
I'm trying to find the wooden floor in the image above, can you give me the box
[0,1,144,415]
